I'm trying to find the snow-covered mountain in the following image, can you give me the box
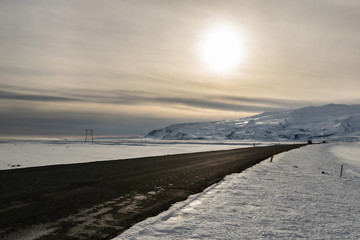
[147,104,360,141]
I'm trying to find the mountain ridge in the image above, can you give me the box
[147,104,360,141]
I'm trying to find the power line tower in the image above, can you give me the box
[85,129,94,143]
[141,133,147,142]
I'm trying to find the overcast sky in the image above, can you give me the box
[1,0,360,137]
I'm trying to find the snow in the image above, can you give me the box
[115,143,360,239]
[147,104,360,141]
[0,139,251,170]
[330,143,360,169]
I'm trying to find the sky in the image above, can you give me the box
[1,0,360,137]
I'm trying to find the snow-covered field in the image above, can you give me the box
[116,143,360,239]
[0,139,255,170]
[2,139,359,239]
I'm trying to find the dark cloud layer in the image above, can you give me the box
[0,90,78,102]
[0,87,313,113]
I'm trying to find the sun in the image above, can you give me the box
[199,24,245,74]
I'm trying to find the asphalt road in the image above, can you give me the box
[0,144,305,240]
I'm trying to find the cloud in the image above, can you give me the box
[151,97,282,112]
[0,90,78,102]
[1,0,360,136]
[0,83,318,113]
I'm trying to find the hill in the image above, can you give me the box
[147,104,360,141]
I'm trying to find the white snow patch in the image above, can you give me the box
[329,142,360,167]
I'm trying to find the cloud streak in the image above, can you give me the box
[0,85,316,113]
[0,90,78,102]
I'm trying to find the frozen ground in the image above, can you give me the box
[0,138,261,170]
[116,143,360,239]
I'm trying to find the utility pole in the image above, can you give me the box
[85,129,94,143]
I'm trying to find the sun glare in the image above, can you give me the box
[199,25,245,74]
